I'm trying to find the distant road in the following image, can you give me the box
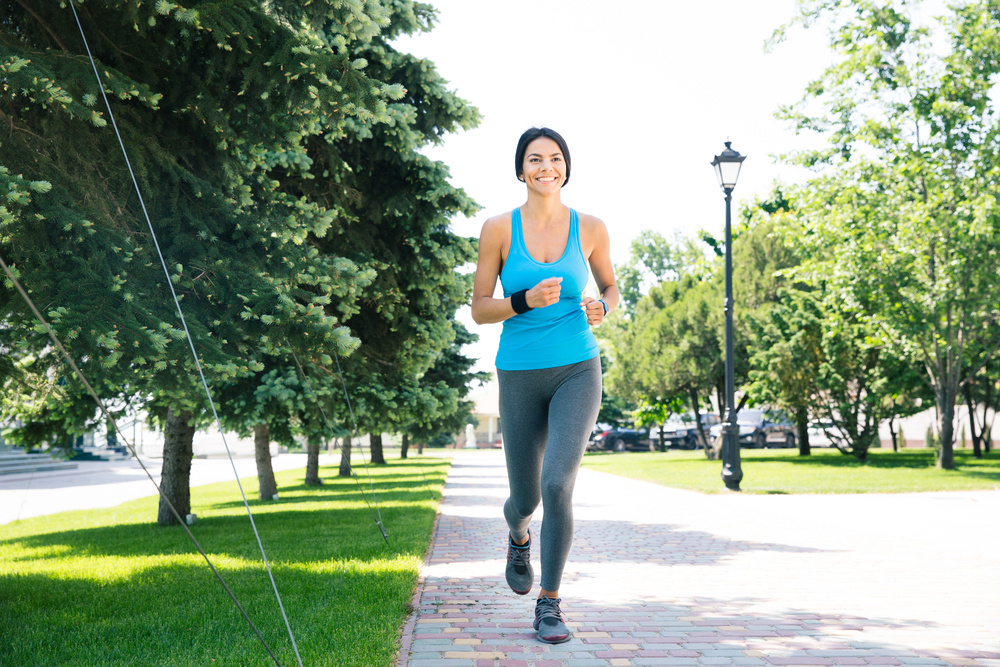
[0,453,330,525]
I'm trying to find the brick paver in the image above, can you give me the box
[396,451,1000,667]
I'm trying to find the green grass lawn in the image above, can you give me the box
[0,456,449,667]
[581,447,1000,494]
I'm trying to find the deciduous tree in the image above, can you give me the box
[775,0,1000,469]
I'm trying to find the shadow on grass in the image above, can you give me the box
[1,481,441,564]
[745,449,1000,474]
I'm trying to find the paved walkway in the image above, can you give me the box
[395,450,1000,667]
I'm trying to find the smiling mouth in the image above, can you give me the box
[537,177,557,183]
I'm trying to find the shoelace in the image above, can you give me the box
[535,596,563,623]
[508,543,529,570]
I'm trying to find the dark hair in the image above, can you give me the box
[514,127,571,187]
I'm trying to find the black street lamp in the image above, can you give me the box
[711,141,746,491]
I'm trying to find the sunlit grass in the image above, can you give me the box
[581,447,1000,494]
[0,457,450,666]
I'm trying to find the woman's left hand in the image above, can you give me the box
[580,297,605,326]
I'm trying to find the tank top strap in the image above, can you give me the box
[511,207,526,255]
[569,208,584,259]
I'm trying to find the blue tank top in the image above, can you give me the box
[496,207,600,371]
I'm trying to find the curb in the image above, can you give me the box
[393,494,444,667]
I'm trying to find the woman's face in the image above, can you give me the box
[520,137,566,192]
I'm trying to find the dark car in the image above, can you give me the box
[708,409,796,448]
[589,427,652,452]
[651,413,721,451]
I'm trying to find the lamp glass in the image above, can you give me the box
[717,160,742,190]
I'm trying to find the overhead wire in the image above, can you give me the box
[66,2,302,664]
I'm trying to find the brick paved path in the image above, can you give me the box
[395,450,1000,667]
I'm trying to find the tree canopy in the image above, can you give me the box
[0,0,482,520]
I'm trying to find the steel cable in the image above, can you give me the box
[289,351,388,545]
[66,2,302,664]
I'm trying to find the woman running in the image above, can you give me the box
[470,127,619,644]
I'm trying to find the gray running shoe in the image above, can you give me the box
[534,596,570,644]
[505,532,533,595]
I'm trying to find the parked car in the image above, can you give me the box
[708,409,796,448]
[807,420,836,447]
[651,413,721,450]
[589,427,652,452]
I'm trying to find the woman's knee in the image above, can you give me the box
[541,474,575,507]
[506,494,540,520]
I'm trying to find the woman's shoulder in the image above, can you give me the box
[574,210,608,233]
[480,210,514,239]
[482,209,514,229]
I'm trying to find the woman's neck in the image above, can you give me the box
[522,192,566,226]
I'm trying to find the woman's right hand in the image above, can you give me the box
[527,276,562,308]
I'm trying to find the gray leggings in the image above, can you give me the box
[498,355,602,591]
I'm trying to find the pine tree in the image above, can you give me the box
[0,0,399,524]
[266,0,482,475]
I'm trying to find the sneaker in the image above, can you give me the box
[534,596,571,644]
[505,532,533,595]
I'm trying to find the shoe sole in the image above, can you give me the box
[511,586,531,595]
[534,618,570,643]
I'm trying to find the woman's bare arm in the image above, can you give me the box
[471,214,563,324]
[579,214,620,326]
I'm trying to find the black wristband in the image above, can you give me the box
[511,289,532,314]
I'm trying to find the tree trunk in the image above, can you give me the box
[418,438,424,456]
[400,433,409,459]
[339,434,352,477]
[888,416,898,453]
[690,388,714,460]
[964,382,983,459]
[157,408,195,527]
[106,415,118,449]
[305,438,321,486]
[254,423,278,500]
[796,406,810,456]
[937,387,956,469]
[981,377,993,453]
[370,432,386,464]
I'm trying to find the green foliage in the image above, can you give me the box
[288,1,482,451]
[609,273,719,410]
[776,0,1000,468]
[615,230,708,319]
[0,0,481,468]
[0,0,397,444]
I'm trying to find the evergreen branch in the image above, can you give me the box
[0,108,44,139]
[78,3,150,68]
[14,0,69,52]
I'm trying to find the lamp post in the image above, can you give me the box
[711,141,746,491]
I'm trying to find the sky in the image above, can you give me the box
[390,0,838,373]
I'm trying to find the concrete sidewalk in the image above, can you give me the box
[0,452,323,524]
[396,450,1000,667]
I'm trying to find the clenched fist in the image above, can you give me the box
[580,297,606,326]
[527,276,562,308]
